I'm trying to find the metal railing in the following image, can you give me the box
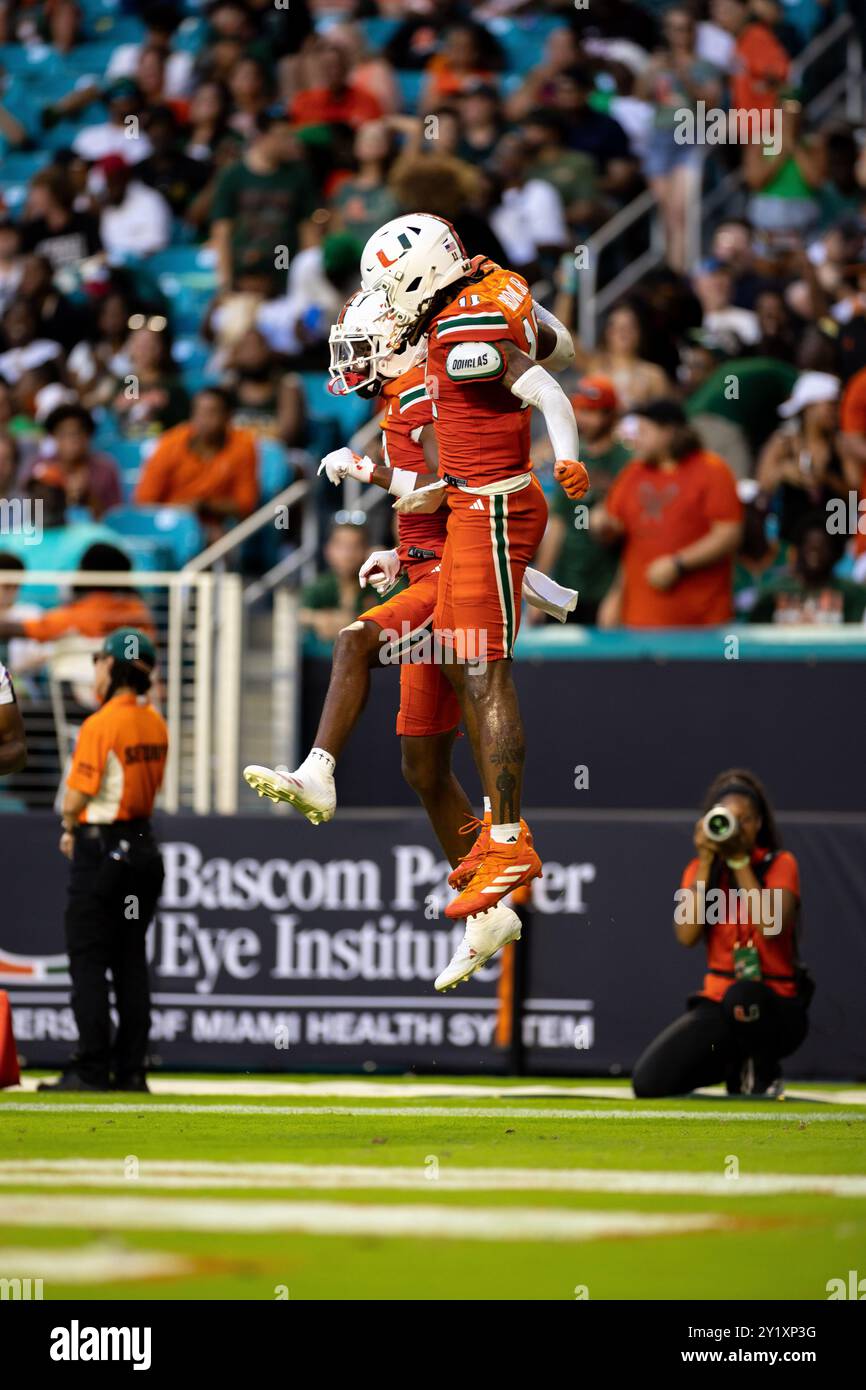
[576,11,861,348]
[4,570,242,815]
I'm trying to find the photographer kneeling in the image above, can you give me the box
[633,769,812,1098]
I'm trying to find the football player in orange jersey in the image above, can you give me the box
[361,213,590,921]
[245,287,577,989]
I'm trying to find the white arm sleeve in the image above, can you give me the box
[509,364,579,461]
[533,302,576,372]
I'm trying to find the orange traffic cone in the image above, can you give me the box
[0,990,21,1088]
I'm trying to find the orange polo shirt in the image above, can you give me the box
[135,424,258,518]
[605,449,742,626]
[67,690,168,823]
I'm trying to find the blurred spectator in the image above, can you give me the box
[67,290,134,408]
[0,221,22,316]
[20,404,121,520]
[20,171,102,271]
[387,152,507,266]
[419,21,503,109]
[134,387,258,536]
[692,258,760,347]
[2,464,131,593]
[290,42,383,130]
[227,56,273,141]
[186,79,240,163]
[0,300,62,385]
[223,329,305,444]
[323,23,402,116]
[109,325,190,439]
[592,400,742,627]
[329,119,402,245]
[300,518,376,643]
[522,110,603,232]
[839,365,866,575]
[749,514,866,625]
[253,232,363,364]
[743,98,823,246]
[105,2,193,99]
[724,0,791,113]
[733,482,788,617]
[19,254,87,352]
[635,8,722,271]
[96,156,172,261]
[0,544,155,647]
[551,66,637,198]
[384,0,467,70]
[756,372,845,544]
[210,113,317,295]
[488,133,570,279]
[454,82,505,165]
[577,302,671,410]
[69,79,153,166]
[685,353,798,464]
[507,25,583,121]
[533,375,632,625]
[137,107,210,218]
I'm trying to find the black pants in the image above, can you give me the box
[632,984,809,1098]
[64,826,164,1086]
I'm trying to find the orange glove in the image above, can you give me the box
[554,459,590,501]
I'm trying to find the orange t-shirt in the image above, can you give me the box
[605,450,742,626]
[380,367,448,565]
[732,23,790,111]
[426,258,539,487]
[840,367,866,555]
[680,848,801,1001]
[67,690,168,823]
[23,591,155,643]
[135,424,258,518]
[290,85,383,130]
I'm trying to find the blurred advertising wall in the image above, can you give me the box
[4,811,864,1079]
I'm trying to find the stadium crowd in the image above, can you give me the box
[0,0,863,657]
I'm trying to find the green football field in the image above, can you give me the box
[1,1075,864,1301]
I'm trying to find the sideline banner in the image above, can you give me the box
[4,812,864,1078]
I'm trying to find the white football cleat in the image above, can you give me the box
[434,904,521,992]
[243,763,336,825]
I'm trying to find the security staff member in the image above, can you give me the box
[40,628,167,1093]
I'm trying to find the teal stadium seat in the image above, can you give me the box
[488,16,566,75]
[104,505,206,570]
[146,246,219,336]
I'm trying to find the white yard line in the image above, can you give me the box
[0,1245,191,1283]
[10,1076,865,1104]
[0,1193,729,1243]
[1,1159,864,1197]
[1,1101,862,1122]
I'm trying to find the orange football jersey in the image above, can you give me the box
[425,260,539,487]
[380,366,447,564]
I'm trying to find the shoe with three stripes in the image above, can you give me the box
[444,825,542,920]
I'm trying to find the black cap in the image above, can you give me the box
[632,398,687,427]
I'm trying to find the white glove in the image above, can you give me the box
[318,447,375,487]
[359,548,401,597]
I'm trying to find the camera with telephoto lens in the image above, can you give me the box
[703,804,738,843]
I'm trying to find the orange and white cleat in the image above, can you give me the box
[444,825,542,920]
[448,812,491,890]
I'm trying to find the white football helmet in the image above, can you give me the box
[360,213,471,330]
[328,286,425,396]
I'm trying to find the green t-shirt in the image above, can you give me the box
[551,439,631,605]
[330,182,400,247]
[749,574,866,624]
[686,357,798,453]
[527,151,597,207]
[301,573,368,617]
[211,159,318,287]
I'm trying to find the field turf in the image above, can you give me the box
[0,1076,864,1301]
